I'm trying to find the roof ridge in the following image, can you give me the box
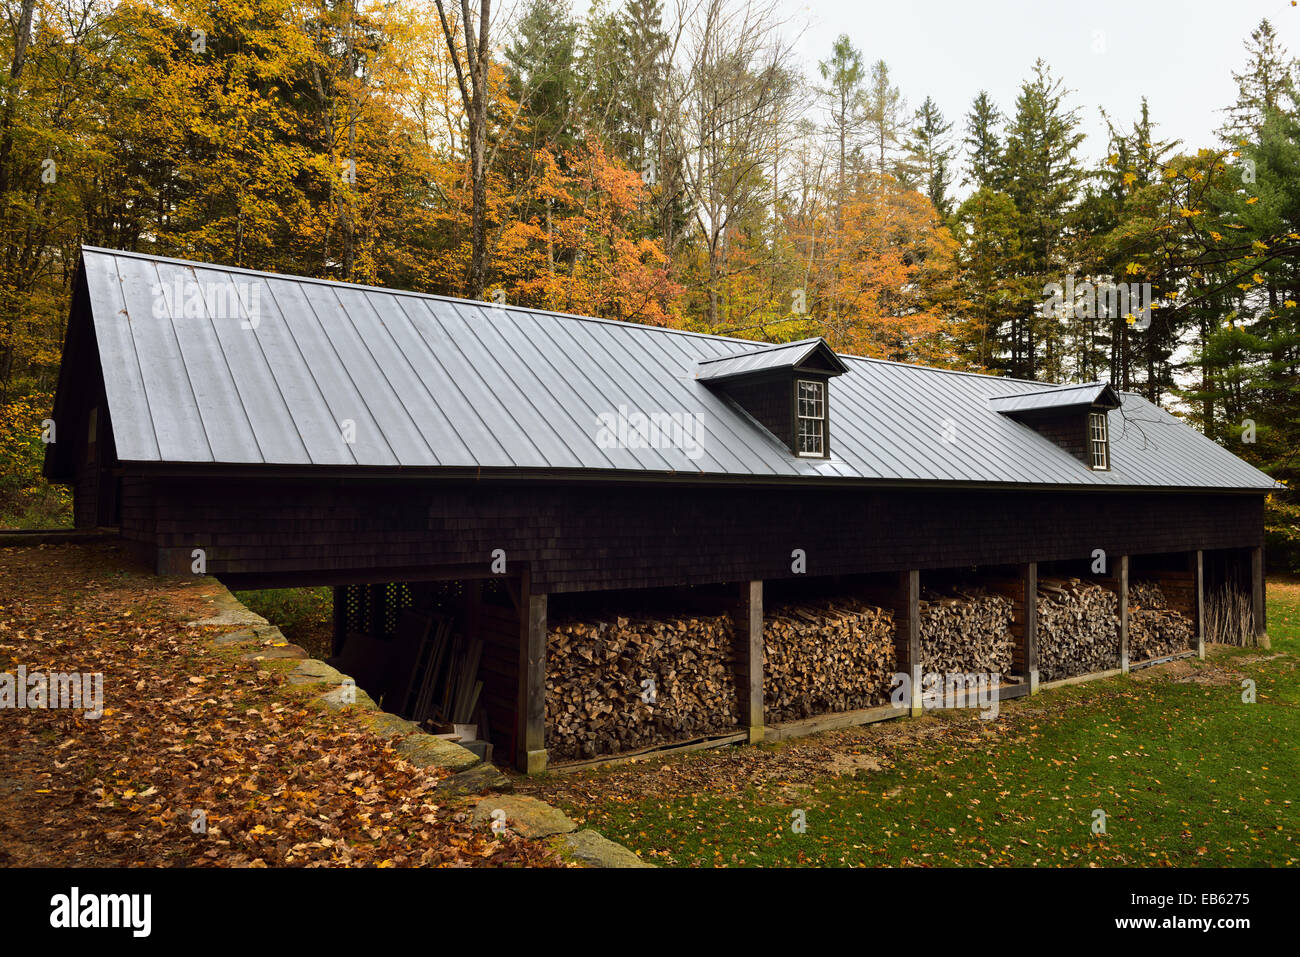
[80,244,777,348]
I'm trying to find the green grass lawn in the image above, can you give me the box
[523,583,1300,867]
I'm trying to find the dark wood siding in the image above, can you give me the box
[719,375,793,449]
[123,476,1266,594]
[1029,413,1090,465]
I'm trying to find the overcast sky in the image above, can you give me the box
[570,0,1300,168]
[789,0,1300,159]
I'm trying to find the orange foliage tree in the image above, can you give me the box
[492,140,680,324]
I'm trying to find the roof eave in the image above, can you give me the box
[116,459,1278,494]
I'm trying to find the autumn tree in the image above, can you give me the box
[435,0,493,298]
[675,0,801,327]
[863,59,906,181]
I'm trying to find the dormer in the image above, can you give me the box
[696,338,848,458]
[988,381,1121,471]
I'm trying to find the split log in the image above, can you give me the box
[918,586,1014,675]
[763,598,895,723]
[1033,577,1120,681]
[1129,580,1194,661]
[545,613,740,762]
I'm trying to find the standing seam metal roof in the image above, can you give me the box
[75,246,1279,491]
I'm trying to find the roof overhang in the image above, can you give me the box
[987,381,1122,417]
[694,337,849,384]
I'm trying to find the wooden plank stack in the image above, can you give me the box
[545,613,741,762]
[918,587,1014,675]
[763,598,895,723]
[1035,576,1120,681]
[1205,583,1254,646]
[1129,580,1194,661]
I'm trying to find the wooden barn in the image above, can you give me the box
[45,247,1278,771]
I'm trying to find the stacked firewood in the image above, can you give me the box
[1129,580,1194,661]
[918,587,1015,674]
[1036,577,1120,681]
[545,614,740,761]
[763,598,895,722]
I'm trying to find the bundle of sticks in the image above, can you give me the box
[1204,584,1255,646]
[918,587,1015,675]
[1129,580,1195,661]
[1036,577,1120,681]
[545,614,740,762]
[763,598,896,722]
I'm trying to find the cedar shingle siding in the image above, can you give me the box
[123,478,1263,593]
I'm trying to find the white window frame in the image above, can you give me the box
[796,379,826,457]
[1089,411,1109,470]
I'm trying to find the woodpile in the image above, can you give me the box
[1036,577,1120,681]
[763,598,895,722]
[918,587,1014,675]
[1129,580,1194,661]
[545,614,740,762]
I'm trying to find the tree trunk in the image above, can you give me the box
[435,0,491,300]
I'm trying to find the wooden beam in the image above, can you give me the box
[898,570,921,716]
[1038,667,1123,691]
[765,702,902,741]
[1251,545,1266,638]
[731,580,764,744]
[1116,555,1129,673]
[515,572,548,774]
[212,560,522,592]
[1194,550,1206,659]
[550,731,748,772]
[1022,562,1039,693]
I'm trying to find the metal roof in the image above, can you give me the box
[695,337,848,382]
[73,246,1279,491]
[987,381,1120,414]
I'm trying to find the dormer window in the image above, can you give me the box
[796,380,826,456]
[695,337,847,460]
[988,381,1121,472]
[1089,411,1109,470]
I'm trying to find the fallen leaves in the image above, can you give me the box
[0,543,564,868]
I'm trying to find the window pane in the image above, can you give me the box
[1090,412,1108,468]
[798,418,822,455]
[796,380,825,455]
[797,380,823,419]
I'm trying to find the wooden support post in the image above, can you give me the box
[732,581,764,744]
[516,573,548,774]
[1194,550,1206,659]
[1251,545,1266,639]
[1116,555,1129,674]
[897,570,921,716]
[1022,562,1039,693]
